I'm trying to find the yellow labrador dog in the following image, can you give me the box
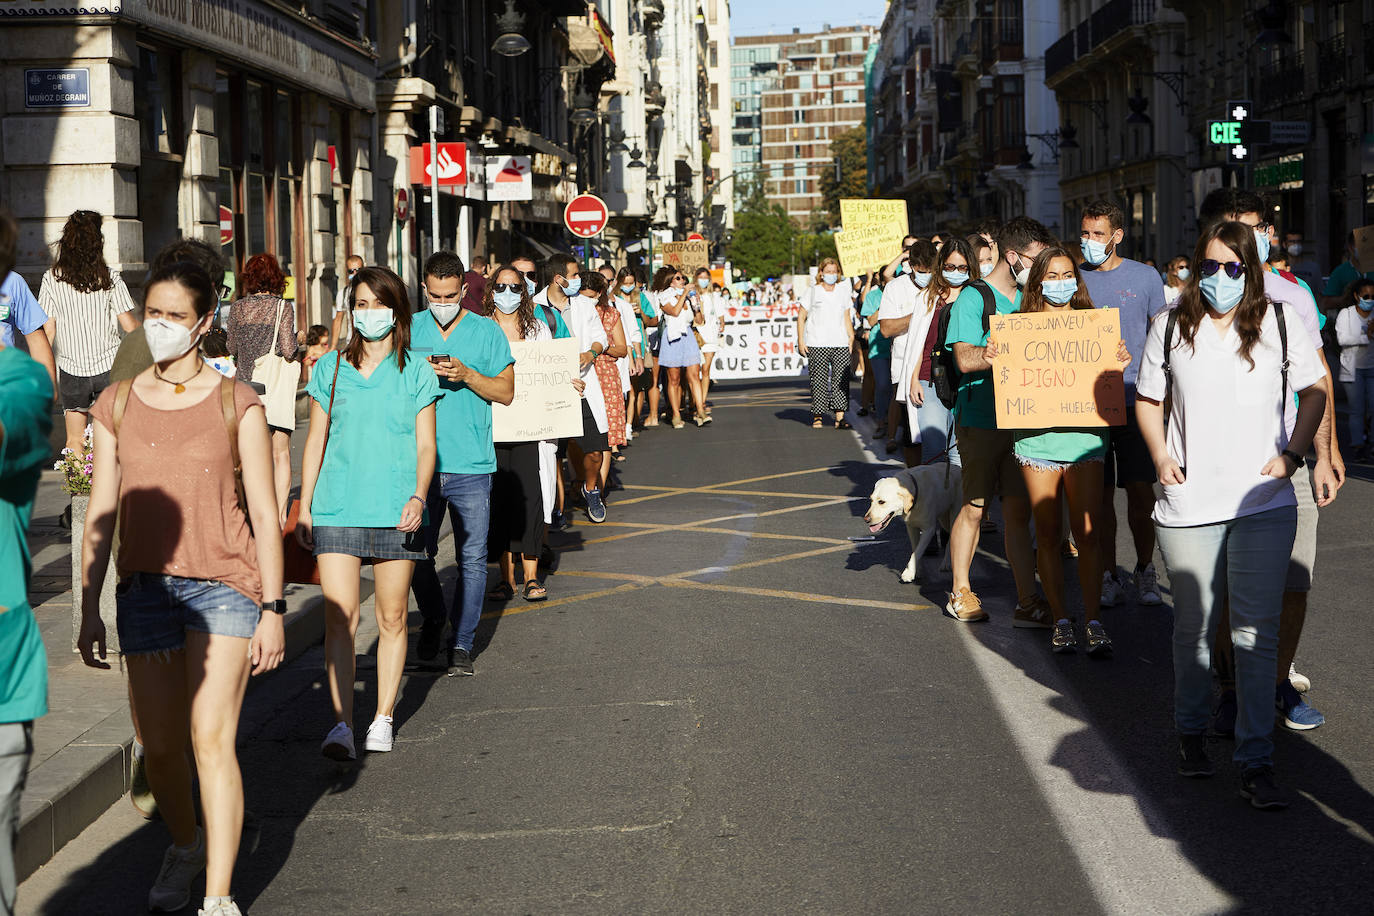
[862,464,962,583]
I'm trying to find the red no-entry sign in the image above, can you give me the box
[564,193,609,238]
[219,205,233,246]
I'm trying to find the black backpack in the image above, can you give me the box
[1162,301,1288,407]
[931,279,998,409]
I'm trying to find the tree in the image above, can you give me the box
[818,126,869,226]
[727,176,797,279]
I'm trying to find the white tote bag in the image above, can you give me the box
[251,298,302,431]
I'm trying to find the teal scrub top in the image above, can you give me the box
[861,287,889,360]
[0,346,53,723]
[306,349,441,527]
[410,309,515,475]
[944,283,1021,429]
[1013,428,1109,464]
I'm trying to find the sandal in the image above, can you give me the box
[486,582,515,601]
[523,581,548,602]
[812,417,824,429]
[835,420,852,430]
[611,451,627,462]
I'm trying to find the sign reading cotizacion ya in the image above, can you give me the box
[2,0,374,109]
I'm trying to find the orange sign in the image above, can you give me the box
[989,308,1126,429]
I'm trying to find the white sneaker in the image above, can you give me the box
[199,900,243,916]
[365,715,394,752]
[321,721,356,761]
[148,829,206,912]
[1288,662,1311,694]
[1137,563,1164,606]
[1100,569,1124,607]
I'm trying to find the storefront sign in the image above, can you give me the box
[1254,155,1304,191]
[485,156,533,202]
[24,68,90,108]
[409,142,467,186]
[532,153,563,177]
[988,308,1126,429]
[3,1,375,109]
[492,338,584,441]
[710,301,807,381]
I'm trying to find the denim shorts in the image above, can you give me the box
[313,525,426,561]
[116,573,259,656]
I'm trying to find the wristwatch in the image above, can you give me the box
[261,599,287,615]
[1281,449,1303,468]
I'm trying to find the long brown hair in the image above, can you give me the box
[1019,246,1095,313]
[481,266,538,338]
[1174,221,1270,369]
[650,265,679,293]
[52,210,112,293]
[581,269,612,311]
[344,266,412,371]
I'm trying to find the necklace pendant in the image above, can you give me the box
[174,383,186,394]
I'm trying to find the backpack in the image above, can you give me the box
[539,304,560,336]
[1161,301,1288,409]
[931,279,998,409]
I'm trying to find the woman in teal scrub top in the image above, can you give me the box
[296,266,441,761]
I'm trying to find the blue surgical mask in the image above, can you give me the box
[912,271,932,288]
[1081,238,1110,266]
[697,277,710,289]
[1357,298,1374,312]
[1200,271,1246,314]
[942,270,967,288]
[353,308,395,340]
[1176,267,1191,281]
[524,277,536,296]
[620,283,635,294]
[822,272,838,285]
[1042,278,1078,304]
[561,276,582,297]
[1253,229,1271,264]
[494,290,522,314]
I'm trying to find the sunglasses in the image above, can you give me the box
[491,283,522,293]
[942,263,969,274]
[673,275,686,282]
[1198,259,1245,280]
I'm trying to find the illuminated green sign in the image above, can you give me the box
[1209,121,1241,145]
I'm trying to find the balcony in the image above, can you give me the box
[1046,0,1160,83]
[1316,34,1348,88]
[954,33,979,77]
[1257,54,1304,109]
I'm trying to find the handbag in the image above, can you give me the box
[280,352,343,585]
[250,297,302,431]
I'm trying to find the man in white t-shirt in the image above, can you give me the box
[877,260,923,463]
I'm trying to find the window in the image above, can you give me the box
[709,42,718,68]
[795,179,805,194]
[135,46,181,155]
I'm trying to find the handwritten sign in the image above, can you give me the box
[1353,224,1374,273]
[710,301,807,380]
[492,338,584,442]
[835,199,908,276]
[662,240,709,272]
[989,308,1126,429]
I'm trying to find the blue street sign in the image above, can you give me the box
[25,69,91,109]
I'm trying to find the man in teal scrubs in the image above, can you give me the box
[944,217,1055,625]
[409,252,515,676]
[0,208,54,915]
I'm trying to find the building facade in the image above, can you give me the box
[703,0,734,235]
[756,25,875,226]
[729,33,789,206]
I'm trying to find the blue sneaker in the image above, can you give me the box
[1276,679,1325,730]
[582,486,607,523]
[1211,689,1236,738]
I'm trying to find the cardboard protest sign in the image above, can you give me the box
[1353,224,1374,273]
[662,240,710,272]
[834,199,908,277]
[492,338,584,442]
[988,308,1126,429]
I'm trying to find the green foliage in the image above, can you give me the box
[728,174,840,279]
[818,126,870,226]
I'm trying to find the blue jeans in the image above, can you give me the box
[115,573,259,656]
[1345,366,1374,446]
[411,472,491,652]
[867,355,890,416]
[1156,505,1296,770]
[916,380,961,465]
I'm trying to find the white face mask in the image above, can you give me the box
[1287,242,1303,257]
[822,272,839,285]
[146,316,205,364]
[1011,254,1031,288]
[429,302,461,326]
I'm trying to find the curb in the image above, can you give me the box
[16,592,326,883]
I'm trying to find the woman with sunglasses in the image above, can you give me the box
[1136,221,1326,807]
[904,238,973,463]
[985,247,1131,655]
[797,257,856,429]
[650,266,708,428]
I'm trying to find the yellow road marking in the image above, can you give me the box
[672,543,854,579]
[608,465,835,507]
[478,583,644,620]
[662,579,931,613]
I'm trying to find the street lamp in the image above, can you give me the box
[627,145,647,168]
[570,88,598,125]
[1058,121,1080,150]
[492,0,532,57]
[1255,1,1292,48]
[1125,91,1151,126]
[608,128,629,154]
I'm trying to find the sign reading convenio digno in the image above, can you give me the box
[1,0,376,110]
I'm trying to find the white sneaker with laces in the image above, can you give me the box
[1288,662,1311,694]
[365,715,394,752]
[1100,569,1124,607]
[199,899,243,916]
[148,829,206,912]
[321,721,356,760]
[1137,562,1164,606]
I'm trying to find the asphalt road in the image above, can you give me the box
[18,379,1374,915]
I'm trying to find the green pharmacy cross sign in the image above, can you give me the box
[1207,101,1271,162]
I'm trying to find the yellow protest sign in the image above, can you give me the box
[492,338,585,442]
[988,308,1127,429]
[835,198,908,276]
[662,240,710,272]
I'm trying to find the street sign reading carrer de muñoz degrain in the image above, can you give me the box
[25,69,91,109]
